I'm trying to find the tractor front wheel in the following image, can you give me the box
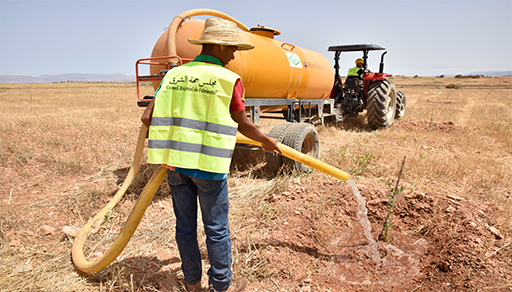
[366,79,397,129]
[395,90,407,120]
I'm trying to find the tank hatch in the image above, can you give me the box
[250,25,281,39]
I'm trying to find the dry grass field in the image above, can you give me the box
[0,76,511,291]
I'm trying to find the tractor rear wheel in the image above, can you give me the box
[395,90,407,120]
[281,123,319,173]
[265,122,293,173]
[366,79,397,129]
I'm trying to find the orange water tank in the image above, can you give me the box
[149,11,334,105]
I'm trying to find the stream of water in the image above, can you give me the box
[330,178,428,288]
[346,178,380,262]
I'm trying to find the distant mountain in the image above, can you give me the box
[432,71,512,77]
[467,71,512,76]
[0,73,135,83]
[2,71,510,84]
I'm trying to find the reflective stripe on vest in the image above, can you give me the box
[150,117,237,136]
[147,61,240,174]
[148,140,233,158]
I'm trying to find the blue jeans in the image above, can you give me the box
[167,170,232,291]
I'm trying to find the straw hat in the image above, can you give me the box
[188,18,254,51]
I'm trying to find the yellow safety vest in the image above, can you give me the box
[148,61,240,174]
[348,66,363,79]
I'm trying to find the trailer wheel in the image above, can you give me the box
[281,123,319,173]
[366,79,397,129]
[395,90,406,120]
[265,122,293,173]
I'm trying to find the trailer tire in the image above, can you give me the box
[281,123,319,173]
[265,122,293,173]
[366,79,397,129]
[395,90,406,120]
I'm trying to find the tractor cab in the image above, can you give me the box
[328,44,406,128]
[328,44,389,103]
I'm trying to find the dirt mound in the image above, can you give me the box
[2,175,509,291]
[395,119,459,132]
[231,179,511,291]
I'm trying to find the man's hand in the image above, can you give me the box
[261,137,282,155]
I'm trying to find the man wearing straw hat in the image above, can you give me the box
[148,18,281,292]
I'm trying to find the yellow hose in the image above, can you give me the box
[236,133,350,182]
[72,125,167,273]
[72,125,349,273]
[167,9,250,63]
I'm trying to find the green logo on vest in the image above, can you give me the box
[165,76,218,95]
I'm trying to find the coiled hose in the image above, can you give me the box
[71,125,168,273]
[166,9,250,62]
[72,126,349,273]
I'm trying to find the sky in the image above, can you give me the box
[0,0,511,77]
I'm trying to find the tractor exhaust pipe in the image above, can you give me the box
[379,51,387,74]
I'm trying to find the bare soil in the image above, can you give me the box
[1,77,511,291]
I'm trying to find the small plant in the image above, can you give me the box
[445,84,460,89]
[103,207,118,224]
[429,104,436,131]
[350,153,376,176]
[413,75,419,78]
[454,74,483,79]
[259,203,277,220]
[379,156,406,242]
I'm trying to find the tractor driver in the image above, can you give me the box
[347,58,365,80]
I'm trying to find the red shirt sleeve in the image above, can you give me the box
[230,79,246,112]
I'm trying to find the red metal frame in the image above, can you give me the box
[135,56,185,101]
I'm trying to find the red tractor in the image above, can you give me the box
[329,44,406,129]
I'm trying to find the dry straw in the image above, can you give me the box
[1,77,511,291]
